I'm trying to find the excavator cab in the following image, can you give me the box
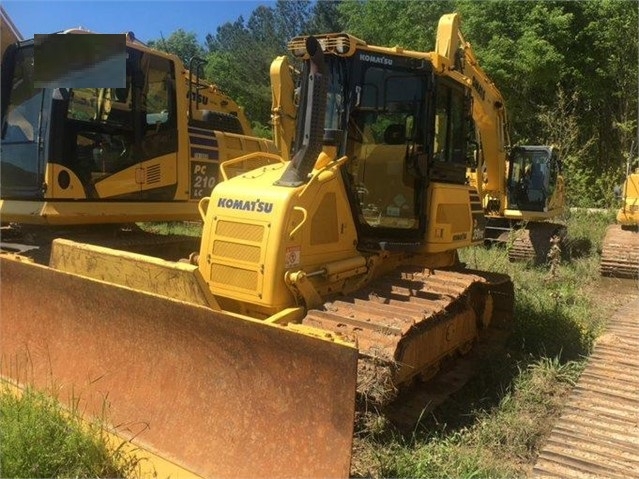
[0,32,277,225]
[507,145,561,213]
[1,38,179,204]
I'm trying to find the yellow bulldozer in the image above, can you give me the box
[1,17,514,478]
[601,168,639,277]
[436,14,566,263]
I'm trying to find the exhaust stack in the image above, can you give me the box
[276,36,327,186]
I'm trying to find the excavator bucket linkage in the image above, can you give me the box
[0,254,358,478]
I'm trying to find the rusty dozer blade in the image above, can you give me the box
[0,254,358,478]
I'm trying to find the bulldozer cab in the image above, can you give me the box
[288,38,473,248]
[507,146,560,212]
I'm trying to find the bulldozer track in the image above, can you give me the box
[601,224,639,279]
[532,298,639,479]
[302,267,514,406]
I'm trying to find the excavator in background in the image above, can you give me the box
[0,29,277,226]
[601,167,639,277]
[1,17,514,478]
[435,14,566,263]
[1,29,277,261]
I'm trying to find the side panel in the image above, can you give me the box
[0,256,357,478]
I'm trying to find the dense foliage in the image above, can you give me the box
[147,0,638,207]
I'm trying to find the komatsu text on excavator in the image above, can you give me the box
[435,14,566,262]
[0,30,276,225]
[2,17,514,478]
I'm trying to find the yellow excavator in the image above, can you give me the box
[436,14,566,263]
[601,168,639,277]
[0,29,276,226]
[1,17,514,478]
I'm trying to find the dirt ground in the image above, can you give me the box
[591,276,639,312]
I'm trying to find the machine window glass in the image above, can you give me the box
[346,64,427,230]
[145,56,172,126]
[434,83,466,164]
[65,88,135,184]
[449,91,465,164]
[139,54,177,159]
[433,86,448,160]
[2,47,40,143]
[508,149,552,211]
[0,45,45,198]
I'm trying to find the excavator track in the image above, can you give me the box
[600,224,639,278]
[508,222,566,264]
[532,297,639,479]
[302,267,514,406]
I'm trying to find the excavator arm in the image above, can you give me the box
[435,13,566,263]
[435,13,509,210]
[270,55,298,161]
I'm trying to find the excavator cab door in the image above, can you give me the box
[0,41,47,199]
[53,47,179,200]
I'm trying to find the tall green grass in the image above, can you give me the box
[0,385,139,478]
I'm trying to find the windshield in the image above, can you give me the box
[2,45,40,143]
[508,148,556,211]
[339,55,430,232]
[0,44,45,198]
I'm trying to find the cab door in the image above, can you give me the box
[92,49,179,200]
[0,43,47,199]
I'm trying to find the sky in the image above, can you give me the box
[3,0,276,44]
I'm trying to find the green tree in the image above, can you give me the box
[204,0,316,126]
[147,29,206,66]
[307,0,347,34]
[338,0,455,50]
[205,10,278,125]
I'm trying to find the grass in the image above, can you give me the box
[0,384,140,478]
[351,209,634,478]
[136,221,203,237]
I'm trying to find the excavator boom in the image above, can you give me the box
[435,13,567,263]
